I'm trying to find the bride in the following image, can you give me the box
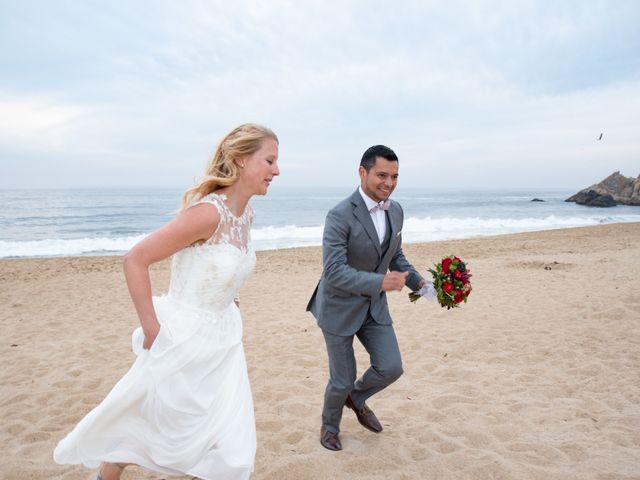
[53,124,279,480]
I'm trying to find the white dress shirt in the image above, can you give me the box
[359,187,387,244]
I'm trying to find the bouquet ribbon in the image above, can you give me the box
[415,281,437,300]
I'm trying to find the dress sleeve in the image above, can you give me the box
[191,194,224,244]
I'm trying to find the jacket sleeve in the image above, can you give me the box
[322,209,384,297]
[389,238,423,292]
[388,204,423,291]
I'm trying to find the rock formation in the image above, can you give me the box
[566,171,640,207]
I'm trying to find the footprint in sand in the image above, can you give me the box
[256,420,285,433]
[556,442,588,462]
[20,430,51,443]
[286,431,304,444]
[433,441,461,454]
[281,402,308,416]
[1,393,29,406]
[5,422,27,436]
[432,394,478,410]
[506,442,565,464]
[409,444,430,461]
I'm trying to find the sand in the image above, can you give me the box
[1,223,639,480]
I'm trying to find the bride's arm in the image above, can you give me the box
[123,203,220,349]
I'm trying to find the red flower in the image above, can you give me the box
[412,255,472,309]
[454,290,464,303]
[442,257,452,272]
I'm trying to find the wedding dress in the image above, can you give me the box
[54,193,257,480]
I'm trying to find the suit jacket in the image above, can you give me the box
[306,189,423,336]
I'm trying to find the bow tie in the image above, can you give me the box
[369,199,390,213]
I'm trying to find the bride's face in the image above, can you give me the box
[239,138,280,195]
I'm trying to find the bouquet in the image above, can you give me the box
[409,255,472,309]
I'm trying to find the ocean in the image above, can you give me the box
[1,186,639,258]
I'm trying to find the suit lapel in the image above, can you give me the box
[351,190,382,257]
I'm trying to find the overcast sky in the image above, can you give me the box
[1,0,639,191]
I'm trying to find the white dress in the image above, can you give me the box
[54,193,257,480]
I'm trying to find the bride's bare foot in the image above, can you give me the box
[96,462,127,480]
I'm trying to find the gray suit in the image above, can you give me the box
[307,189,423,433]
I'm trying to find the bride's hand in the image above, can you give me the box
[143,321,161,350]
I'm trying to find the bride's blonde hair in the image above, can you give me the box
[181,123,278,210]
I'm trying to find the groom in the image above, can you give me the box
[307,145,425,451]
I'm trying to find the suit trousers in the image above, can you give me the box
[321,315,403,433]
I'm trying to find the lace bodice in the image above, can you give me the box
[165,193,256,312]
[195,193,255,253]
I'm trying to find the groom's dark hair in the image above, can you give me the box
[360,145,398,172]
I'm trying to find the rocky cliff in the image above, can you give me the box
[566,171,640,207]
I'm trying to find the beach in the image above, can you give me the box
[2,222,639,480]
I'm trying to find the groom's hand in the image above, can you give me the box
[381,271,409,292]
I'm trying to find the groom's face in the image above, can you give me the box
[359,157,399,203]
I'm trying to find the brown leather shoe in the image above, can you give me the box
[345,394,383,433]
[320,426,342,451]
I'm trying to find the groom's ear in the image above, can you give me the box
[358,165,367,182]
